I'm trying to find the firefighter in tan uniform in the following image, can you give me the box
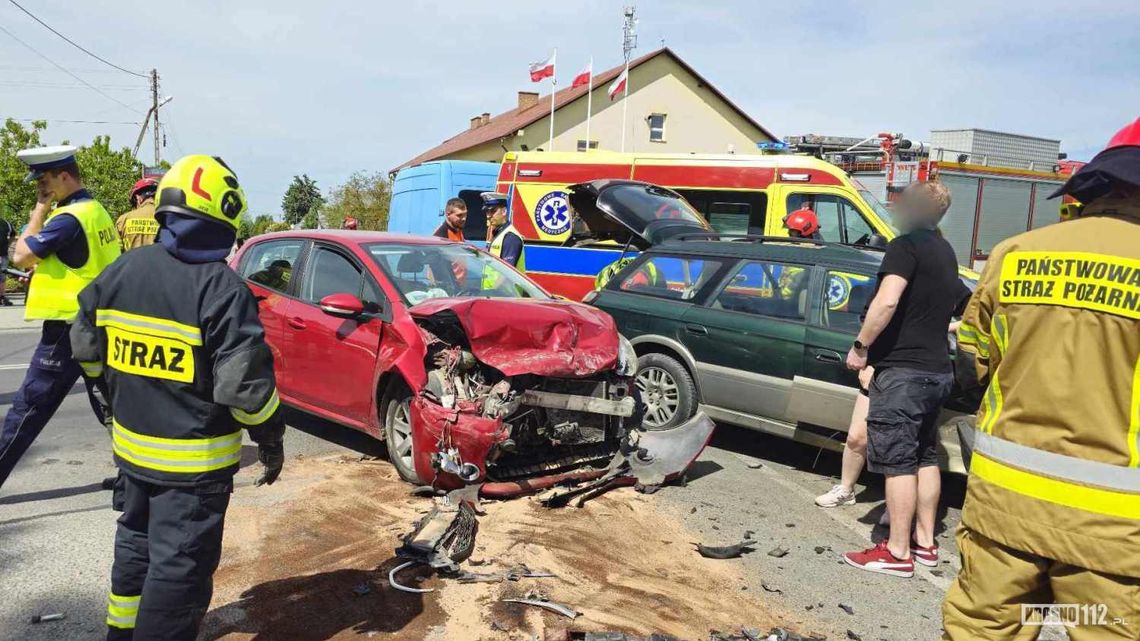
[116,178,159,252]
[944,117,1140,639]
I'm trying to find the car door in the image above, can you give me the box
[679,258,811,421]
[278,242,389,427]
[788,267,877,430]
[235,238,309,396]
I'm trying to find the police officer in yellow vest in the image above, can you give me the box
[116,178,160,251]
[71,155,284,641]
[0,145,120,488]
[484,192,525,271]
[944,116,1140,639]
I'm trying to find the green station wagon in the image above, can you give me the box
[585,235,979,473]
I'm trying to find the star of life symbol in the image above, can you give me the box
[827,274,851,308]
[535,191,570,235]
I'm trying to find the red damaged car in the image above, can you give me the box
[231,231,652,488]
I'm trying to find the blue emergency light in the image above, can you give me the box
[757,141,791,152]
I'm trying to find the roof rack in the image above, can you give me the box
[671,233,830,246]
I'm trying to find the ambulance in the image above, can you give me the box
[495,150,971,300]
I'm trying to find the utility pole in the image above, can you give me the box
[150,68,161,166]
[620,6,637,153]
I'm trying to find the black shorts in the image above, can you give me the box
[865,367,954,476]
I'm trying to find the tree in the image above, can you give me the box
[0,119,46,229]
[74,135,145,217]
[239,213,278,239]
[281,175,323,227]
[322,170,393,231]
[1,119,143,229]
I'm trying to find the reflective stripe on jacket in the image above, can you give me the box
[25,199,121,322]
[956,205,1140,577]
[70,244,280,487]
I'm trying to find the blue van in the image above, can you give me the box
[388,160,500,240]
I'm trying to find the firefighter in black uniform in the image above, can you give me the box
[70,155,285,641]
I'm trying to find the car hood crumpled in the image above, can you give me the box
[409,298,619,377]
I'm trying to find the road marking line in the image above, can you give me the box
[731,452,958,591]
[0,363,31,371]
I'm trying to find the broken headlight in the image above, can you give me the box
[616,335,638,377]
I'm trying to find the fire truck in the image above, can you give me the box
[818,133,1070,271]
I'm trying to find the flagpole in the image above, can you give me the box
[620,57,630,152]
[548,48,556,151]
[585,57,593,151]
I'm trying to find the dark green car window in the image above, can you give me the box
[616,255,724,301]
[821,270,876,332]
[712,260,810,321]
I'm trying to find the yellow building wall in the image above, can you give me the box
[440,55,773,163]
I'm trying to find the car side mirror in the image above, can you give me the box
[319,293,365,318]
[867,233,888,249]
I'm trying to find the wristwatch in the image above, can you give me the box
[853,339,868,351]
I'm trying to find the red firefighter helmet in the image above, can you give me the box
[1052,115,1140,203]
[342,216,359,230]
[131,178,158,204]
[783,208,820,238]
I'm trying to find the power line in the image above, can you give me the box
[12,117,141,125]
[0,22,139,112]
[0,80,143,90]
[6,0,147,78]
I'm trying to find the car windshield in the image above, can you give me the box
[852,187,898,236]
[365,242,548,306]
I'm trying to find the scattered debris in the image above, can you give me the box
[29,613,65,624]
[930,569,945,578]
[746,461,764,469]
[455,564,557,584]
[501,597,579,619]
[784,523,796,528]
[351,582,371,596]
[766,546,789,558]
[762,628,828,641]
[839,603,855,615]
[388,560,434,594]
[695,531,757,559]
[760,581,782,594]
[489,620,511,632]
[813,545,831,555]
[846,630,862,640]
[396,487,479,573]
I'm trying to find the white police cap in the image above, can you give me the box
[17,145,79,182]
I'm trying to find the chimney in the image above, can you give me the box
[470,116,481,130]
[481,112,491,126]
[517,91,539,111]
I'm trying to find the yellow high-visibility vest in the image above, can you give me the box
[25,198,121,322]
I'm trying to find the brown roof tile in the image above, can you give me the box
[392,48,774,173]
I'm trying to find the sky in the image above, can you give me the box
[2,0,1138,215]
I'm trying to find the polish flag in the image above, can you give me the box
[607,68,628,100]
[529,52,556,82]
[571,61,591,88]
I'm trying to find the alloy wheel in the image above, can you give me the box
[636,366,680,428]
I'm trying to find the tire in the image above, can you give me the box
[381,379,422,484]
[635,352,697,430]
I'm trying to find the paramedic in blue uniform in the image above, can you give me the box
[0,145,120,489]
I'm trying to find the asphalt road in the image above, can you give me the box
[0,327,978,640]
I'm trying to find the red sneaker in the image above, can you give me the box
[911,539,939,567]
[843,541,914,578]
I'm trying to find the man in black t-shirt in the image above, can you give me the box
[841,182,970,578]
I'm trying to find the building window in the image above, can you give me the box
[648,113,666,142]
[576,139,599,152]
